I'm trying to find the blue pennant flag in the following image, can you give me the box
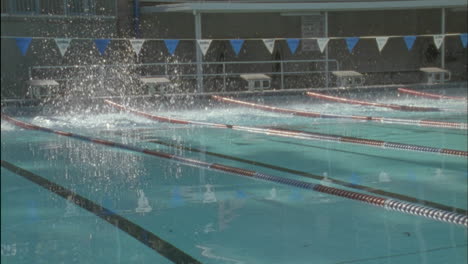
[460,33,468,48]
[15,37,32,56]
[94,39,110,55]
[350,173,361,185]
[346,37,359,53]
[164,39,179,55]
[230,39,245,56]
[286,38,300,54]
[403,36,416,51]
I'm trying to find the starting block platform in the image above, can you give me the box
[27,80,59,98]
[140,77,171,94]
[332,71,364,87]
[240,74,271,91]
[419,67,451,84]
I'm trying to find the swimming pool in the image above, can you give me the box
[1,86,467,263]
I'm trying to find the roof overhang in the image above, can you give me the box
[141,0,468,14]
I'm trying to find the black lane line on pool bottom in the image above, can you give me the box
[0,160,202,264]
[148,139,468,216]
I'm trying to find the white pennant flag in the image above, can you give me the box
[262,39,276,54]
[433,34,444,49]
[55,38,71,57]
[130,39,145,56]
[197,39,212,56]
[316,38,330,53]
[375,37,389,52]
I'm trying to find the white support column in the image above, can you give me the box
[441,8,445,69]
[324,11,329,88]
[194,11,204,93]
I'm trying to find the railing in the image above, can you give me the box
[29,59,340,92]
[1,0,116,17]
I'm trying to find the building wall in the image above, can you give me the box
[1,4,466,97]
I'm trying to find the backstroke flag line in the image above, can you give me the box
[433,34,444,49]
[316,38,329,53]
[286,38,300,54]
[375,37,389,52]
[94,39,110,55]
[460,33,468,48]
[164,39,179,55]
[15,37,32,56]
[55,38,72,57]
[197,39,212,56]
[404,36,417,51]
[346,37,359,53]
[129,39,145,56]
[230,39,245,56]
[262,39,276,54]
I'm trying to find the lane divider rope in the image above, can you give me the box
[211,95,467,130]
[104,100,468,157]
[306,91,442,112]
[2,114,466,227]
[148,139,468,215]
[398,87,468,101]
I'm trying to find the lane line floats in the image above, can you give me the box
[149,139,467,215]
[306,91,441,112]
[398,87,467,101]
[211,95,467,130]
[104,100,468,157]
[2,114,467,227]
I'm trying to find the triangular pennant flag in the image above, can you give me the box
[129,39,145,56]
[15,37,32,56]
[164,39,179,55]
[94,39,110,55]
[197,39,212,56]
[403,36,416,51]
[375,36,389,52]
[286,38,300,54]
[346,37,359,53]
[460,33,468,48]
[316,38,330,53]
[433,34,444,49]
[55,38,71,57]
[230,39,245,56]
[262,39,276,54]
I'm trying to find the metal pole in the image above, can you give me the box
[324,11,329,88]
[194,11,203,93]
[441,8,445,69]
[280,61,284,89]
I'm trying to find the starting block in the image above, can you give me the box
[332,71,364,87]
[240,74,271,91]
[28,80,59,98]
[419,67,451,84]
[140,77,171,95]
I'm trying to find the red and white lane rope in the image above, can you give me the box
[104,100,467,157]
[306,91,442,112]
[398,87,467,101]
[211,95,467,130]
[2,114,466,227]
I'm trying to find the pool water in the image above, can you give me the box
[1,88,467,263]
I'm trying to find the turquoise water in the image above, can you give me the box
[1,88,467,263]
